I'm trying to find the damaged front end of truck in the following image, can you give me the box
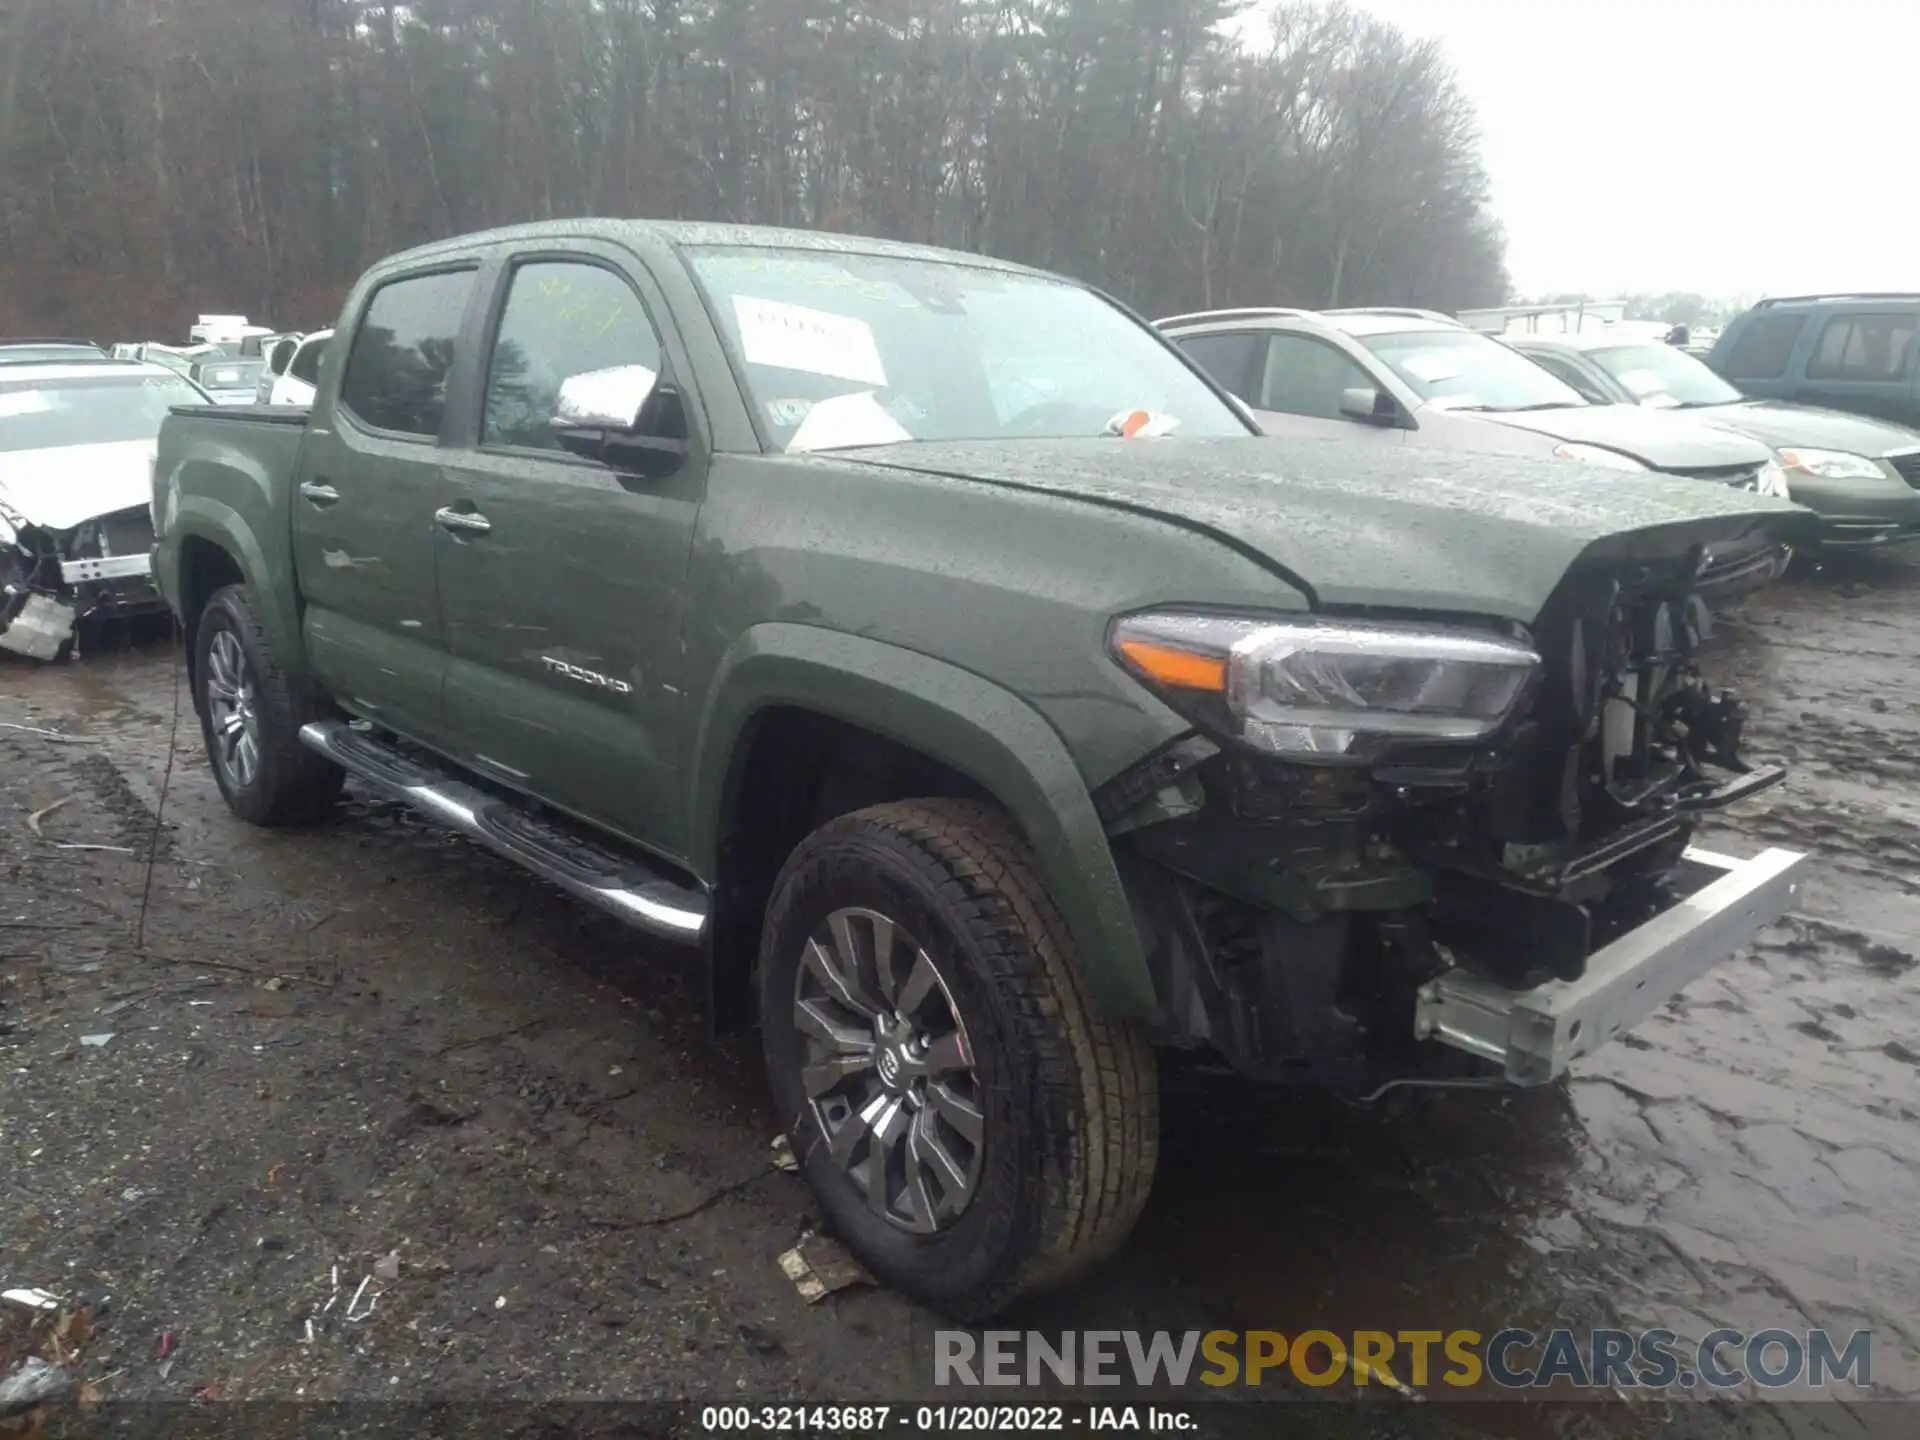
[0,495,163,660]
[1098,537,1807,1097]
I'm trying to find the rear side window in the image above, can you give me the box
[1717,312,1806,381]
[482,261,663,451]
[1806,312,1918,382]
[339,269,476,437]
[289,335,325,387]
[1174,333,1262,402]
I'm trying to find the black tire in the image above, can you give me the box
[760,798,1159,1318]
[193,584,343,826]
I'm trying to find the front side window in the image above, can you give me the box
[1588,344,1743,408]
[684,246,1250,451]
[1717,312,1806,381]
[482,262,663,452]
[1806,313,1918,382]
[0,372,207,452]
[1257,333,1376,418]
[1361,329,1585,413]
[339,269,477,437]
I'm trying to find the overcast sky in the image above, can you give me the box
[1241,0,1920,299]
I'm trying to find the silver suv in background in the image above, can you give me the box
[1160,307,1800,602]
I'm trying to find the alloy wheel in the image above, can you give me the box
[792,906,986,1233]
[205,628,261,790]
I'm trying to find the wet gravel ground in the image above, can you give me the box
[1,555,1916,1437]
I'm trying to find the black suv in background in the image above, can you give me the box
[1708,294,1920,430]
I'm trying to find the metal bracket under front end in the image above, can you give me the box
[59,553,153,584]
[1413,845,1808,1086]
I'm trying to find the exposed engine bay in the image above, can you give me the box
[0,499,163,660]
[1101,550,1786,1092]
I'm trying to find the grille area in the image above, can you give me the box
[1663,462,1763,488]
[1888,450,1920,489]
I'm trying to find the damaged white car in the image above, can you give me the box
[0,360,212,659]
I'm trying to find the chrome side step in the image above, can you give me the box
[298,720,706,943]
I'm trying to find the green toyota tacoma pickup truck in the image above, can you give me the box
[153,220,1809,1317]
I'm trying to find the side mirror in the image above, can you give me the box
[1339,386,1399,426]
[551,364,690,478]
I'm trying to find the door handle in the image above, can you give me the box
[434,506,492,536]
[298,480,340,506]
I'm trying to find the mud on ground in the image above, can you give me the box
[2,557,1917,1437]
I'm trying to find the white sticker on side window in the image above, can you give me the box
[734,296,887,387]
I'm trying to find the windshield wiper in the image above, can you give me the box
[1490,402,1580,413]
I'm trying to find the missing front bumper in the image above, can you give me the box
[1412,845,1807,1085]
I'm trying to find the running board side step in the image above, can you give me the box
[298,720,707,943]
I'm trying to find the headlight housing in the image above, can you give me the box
[1777,447,1885,481]
[1111,612,1540,759]
[1553,442,1648,471]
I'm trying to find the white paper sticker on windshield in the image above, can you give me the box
[0,390,52,418]
[734,296,887,387]
[1399,352,1464,384]
[785,391,912,453]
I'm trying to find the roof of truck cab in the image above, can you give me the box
[379,219,1051,277]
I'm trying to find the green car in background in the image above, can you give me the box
[1515,330,1920,550]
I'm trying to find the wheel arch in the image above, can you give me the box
[689,623,1156,1030]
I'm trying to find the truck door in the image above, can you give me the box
[435,251,704,859]
[291,265,480,744]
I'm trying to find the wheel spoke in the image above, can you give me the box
[206,677,238,704]
[236,733,258,784]
[794,997,872,1054]
[910,1107,974,1212]
[804,936,883,1020]
[803,1050,875,1098]
[894,949,939,1017]
[925,1080,984,1145]
[920,1031,973,1077]
[866,912,900,1004]
[861,1095,909,1220]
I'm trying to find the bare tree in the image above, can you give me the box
[0,0,1509,338]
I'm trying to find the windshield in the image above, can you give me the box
[1361,329,1586,413]
[684,247,1249,450]
[1587,343,1743,408]
[0,372,207,452]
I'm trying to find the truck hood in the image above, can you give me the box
[836,435,1805,622]
[1681,399,1920,459]
[0,439,156,531]
[1466,403,1771,471]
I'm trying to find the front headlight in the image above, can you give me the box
[1777,447,1885,481]
[1111,612,1540,759]
[1553,442,1648,471]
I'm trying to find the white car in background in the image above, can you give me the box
[263,328,330,407]
[0,361,212,659]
